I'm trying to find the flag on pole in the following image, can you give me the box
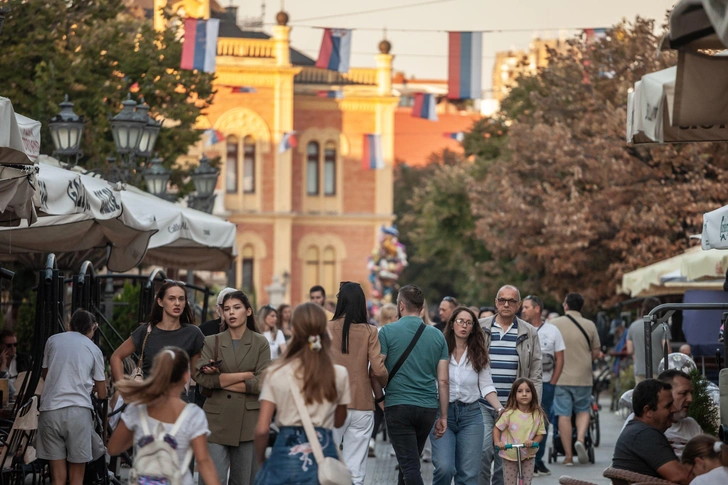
[181,18,220,73]
[583,28,608,44]
[231,86,257,93]
[443,132,465,142]
[447,32,483,100]
[315,29,352,73]
[317,90,344,99]
[204,129,224,147]
[412,93,438,121]
[278,131,298,154]
[361,134,385,170]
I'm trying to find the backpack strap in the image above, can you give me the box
[170,405,195,473]
[138,405,152,436]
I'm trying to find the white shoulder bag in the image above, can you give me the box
[286,374,352,485]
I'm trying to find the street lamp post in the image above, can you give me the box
[48,94,85,166]
[143,156,172,199]
[188,155,220,214]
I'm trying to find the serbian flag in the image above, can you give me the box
[443,132,465,142]
[278,131,298,154]
[361,134,384,170]
[412,93,438,121]
[584,28,607,44]
[231,86,257,93]
[204,129,224,147]
[447,32,482,100]
[317,90,344,99]
[181,18,220,73]
[315,29,352,73]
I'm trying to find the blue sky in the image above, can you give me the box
[232,0,675,91]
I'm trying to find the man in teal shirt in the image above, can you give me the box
[378,285,449,485]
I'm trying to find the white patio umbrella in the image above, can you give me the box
[0,157,158,271]
[661,0,728,51]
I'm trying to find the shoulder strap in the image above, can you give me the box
[138,324,152,370]
[138,405,152,436]
[170,404,193,437]
[565,314,591,349]
[286,373,326,465]
[388,323,426,385]
[213,335,219,362]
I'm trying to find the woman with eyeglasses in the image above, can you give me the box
[327,282,388,484]
[430,306,502,485]
[258,305,287,359]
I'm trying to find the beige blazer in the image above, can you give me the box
[194,328,271,446]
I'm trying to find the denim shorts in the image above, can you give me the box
[553,385,592,416]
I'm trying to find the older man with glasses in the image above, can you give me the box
[478,285,542,485]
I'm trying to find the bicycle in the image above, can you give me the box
[495,442,540,485]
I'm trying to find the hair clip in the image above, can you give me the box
[715,441,723,453]
[308,335,322,352]
[164,349,175,359]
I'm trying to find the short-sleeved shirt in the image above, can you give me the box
[378,316,449,408]
[627,318,671,377]
[536,322,566,383]
[122,403,209,485]
[495,409,546,461]
[551,311,601,387]
[264,329,287,359]
[40,332,105,412]
[259,361,350,429]
[621,413,702,458]
[613,419,678,478]
[131,324,205,377]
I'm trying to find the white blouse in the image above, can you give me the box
[448,349,497,404]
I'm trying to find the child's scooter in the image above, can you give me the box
[495,443,540,485]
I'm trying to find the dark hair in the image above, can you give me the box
[0,330,16,341]
[332,282,368,354]
[116,346,190,404]
[479,306,496,317]
[682,434,728,467]
[523,295,544,313]
[221,291,258,333]
[148,281,194,326]
[276,304,291,330]
[398,285,424,313]
[633,379,672,417]
[70,309,96,334]
[658,369,691,385]
[442,296,459,308]
[642,297,661,316]
[257,304,277,333]
[503,378,549,425]
[564,293,584,312]
[444,307,488,372]
[309,285,326,298]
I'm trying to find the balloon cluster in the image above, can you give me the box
[367,225,408,316]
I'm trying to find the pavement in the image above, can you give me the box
[363,396,623,485]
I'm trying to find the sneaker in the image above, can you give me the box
[535,462,551,476]
[368,439,376,458]
[575,441,588,464]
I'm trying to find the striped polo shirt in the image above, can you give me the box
[486,319,520,407]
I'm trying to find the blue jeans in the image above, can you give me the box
[431,401,484,485]
[478,403,503,485]
[385,404,438,485]
[535,382,555,465]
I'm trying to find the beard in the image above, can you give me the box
[672,408,688,422]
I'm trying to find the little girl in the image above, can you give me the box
[493,378,547,485]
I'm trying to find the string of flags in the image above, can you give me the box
[279,131,298,153]
[180,18,220,73]
[231,86,257,93]
[315,29,353,73]
[317,90,344,99]
[443,132,465,142]
[411,93,438,121]
[203,129,224,147]
[361,134,385,171]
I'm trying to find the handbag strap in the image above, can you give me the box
[213,335,219,362]
[137,324,152,370]
[565,314,591,350]
[387,323,426,385]
[286,373,326,465]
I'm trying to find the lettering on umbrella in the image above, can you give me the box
[67,178,90,212]
[168,222,189,233]
[94,188,121,215]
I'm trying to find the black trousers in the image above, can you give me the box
[385,404,438,485]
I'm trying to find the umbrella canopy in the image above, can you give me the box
[662,0,728,51]
[700,203,728,250]
[621,246,728,297]
[0,157,158,271]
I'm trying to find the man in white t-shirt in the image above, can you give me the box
[620,369,701,458]
[522,295,565,476]
[37,310,106,485]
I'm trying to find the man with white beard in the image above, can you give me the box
[621,369,702,458]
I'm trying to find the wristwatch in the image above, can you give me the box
[497,407,504,414]
[375,395,385,404]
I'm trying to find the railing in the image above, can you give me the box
[217,38,275,58]
[294,66,378,86]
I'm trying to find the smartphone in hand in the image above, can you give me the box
[202,360,223,370]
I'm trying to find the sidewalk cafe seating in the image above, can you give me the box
[559,476,599,485]
[603,467,679,485]
[0,396,41,485]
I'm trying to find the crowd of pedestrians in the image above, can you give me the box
[35,275,728,485]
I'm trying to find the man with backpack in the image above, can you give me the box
[551,293,601,466]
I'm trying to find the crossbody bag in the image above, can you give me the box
[376,322,426,404]
[130,325,152,382]
[565,314,591,350]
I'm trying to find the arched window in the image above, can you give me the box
[241,244,254,292]
[304,246,320,294]
[324,141,336,196]
[307,142,320,196]
[225,136,238,193]
[243,136,255,194]
[322,246,336,296]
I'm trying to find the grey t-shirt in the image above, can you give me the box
[627,318,671,376]
[131,324,205,377]
[613,419,677,478]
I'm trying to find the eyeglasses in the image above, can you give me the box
[496,298,519,306]
[454,318,474,327]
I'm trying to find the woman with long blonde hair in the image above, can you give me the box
[253,303,350,484]
[107,347,220,485]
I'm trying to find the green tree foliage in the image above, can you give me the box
[0,0,215,191]
[687,369,719,436]
[14,292,36,355]
[106,282,142,355]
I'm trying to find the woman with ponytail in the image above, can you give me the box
[253,303,351,484]
[108,347,220,485]
[194,291,271,485]
[681,434,728,484]
[328,282,387,485]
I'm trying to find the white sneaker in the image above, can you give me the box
[575,441,588,464]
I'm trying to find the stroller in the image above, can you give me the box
[547,406,596,464]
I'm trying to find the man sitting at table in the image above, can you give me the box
[612,379,689,484]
